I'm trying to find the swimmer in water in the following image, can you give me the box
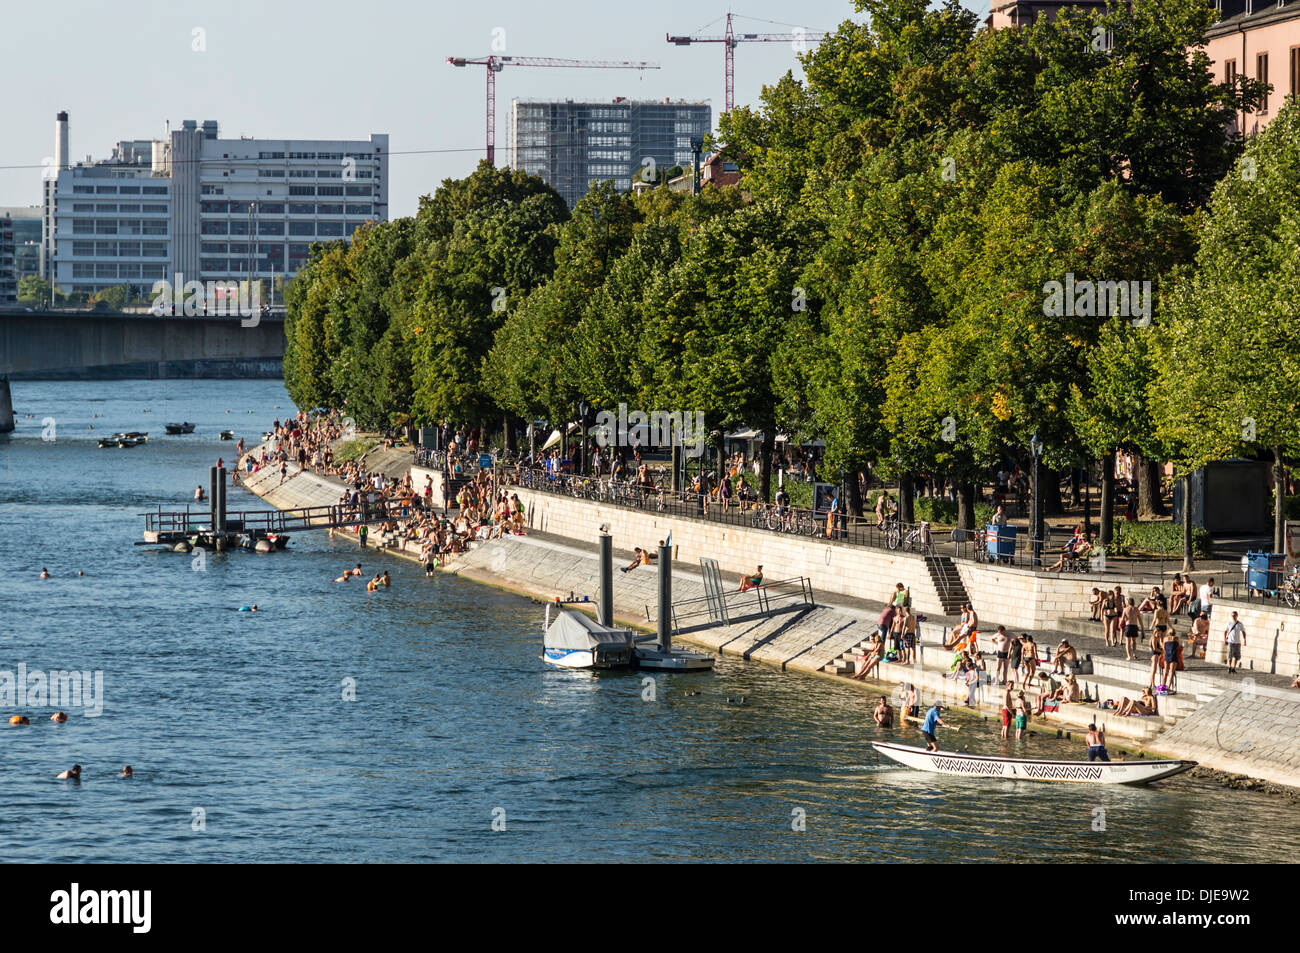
[40,568,50,579]
[118,766,133,778]
[10,715,30,725]
[195,485,206,501]
[334,570,352,582]
[77,570,84,577]
[366,575,379,592]
[50,712,68,723]
[56,765,82,780]
[381,570,391,588]
[351,564,363,577]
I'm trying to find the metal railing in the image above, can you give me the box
[141,495,420,536]
[665,575,815,631]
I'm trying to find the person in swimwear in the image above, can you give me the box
[50,712,67,723]
[381,571,391,588]
[873,696,894,727]
[1086,723,1109,761]
[118,766,133,778]
[40,568,50,579]
[56,765,82,780]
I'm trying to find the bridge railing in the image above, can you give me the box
[141,496,423,536]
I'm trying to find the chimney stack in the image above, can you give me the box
[55,111,69,172]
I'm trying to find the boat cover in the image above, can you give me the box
[544,609,635,652]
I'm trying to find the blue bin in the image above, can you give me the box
[1247,551,1285,592]
[987,524,1017,561]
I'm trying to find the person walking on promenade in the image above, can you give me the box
[1120,598,1145,661]
[1224,611,1247,673]
[1086,722,1110,762]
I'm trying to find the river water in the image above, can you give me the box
[1,379,1297,863]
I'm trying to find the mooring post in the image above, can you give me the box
[208,466,219,530]
[599,532,613,628]
[657,542,672,652]
[216,467,227,532]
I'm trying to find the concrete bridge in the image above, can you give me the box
[0,308,285,380]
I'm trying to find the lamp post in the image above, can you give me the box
[1030,430,1044,569]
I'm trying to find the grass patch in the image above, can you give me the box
[1111,519,1214,558]
[334,438,378,463]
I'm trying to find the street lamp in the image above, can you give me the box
[1030,430,1044,569]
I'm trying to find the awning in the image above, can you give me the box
[541,428,563,451]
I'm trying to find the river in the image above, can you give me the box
[1,379,1297,863]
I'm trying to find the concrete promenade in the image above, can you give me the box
[234,444,1300,790]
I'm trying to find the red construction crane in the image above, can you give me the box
[667,13,827,113]
[448,55,660,166]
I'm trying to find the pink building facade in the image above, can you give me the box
[988,1,1300,135]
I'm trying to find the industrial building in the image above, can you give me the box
[40,112,388,300]
[508,98,711,207]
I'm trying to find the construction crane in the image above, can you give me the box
[447,55,660,166]
[667,13,827,113]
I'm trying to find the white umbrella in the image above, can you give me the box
[541,428,563,451]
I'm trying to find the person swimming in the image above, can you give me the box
[10,715,30,725]
[237,604,260,612]
[381,570,391,588]
[56,765,81,780]
[334,570,352,582]
[118,765,133,778]
[50,712,67,723]
[40,568,50,579]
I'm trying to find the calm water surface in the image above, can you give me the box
[1,380,1297,862]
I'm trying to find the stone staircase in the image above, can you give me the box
[924,555,969,614]
[820,622,1224,743]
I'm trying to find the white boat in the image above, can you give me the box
[543,604,635,669]
[871,742,1196,785]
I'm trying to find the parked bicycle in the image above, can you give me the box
[887,520,934,555]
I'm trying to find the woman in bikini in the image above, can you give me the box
[1020,635,1040,689]
[1104,587,1123,648]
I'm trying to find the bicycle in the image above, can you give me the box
[887,521,934,555]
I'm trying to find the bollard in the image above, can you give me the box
[598,533,613,628]
[657,543,672,652]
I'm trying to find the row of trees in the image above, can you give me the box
[283,0,1300,558]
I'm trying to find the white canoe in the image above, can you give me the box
[872,742,1196,785]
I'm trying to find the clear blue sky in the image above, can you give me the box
[0,0,989,217]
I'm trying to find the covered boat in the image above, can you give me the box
[543,606,635,669]
[872,742,1195,785]
[165,422,196,434]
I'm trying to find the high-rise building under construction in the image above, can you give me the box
[508,98,711,207]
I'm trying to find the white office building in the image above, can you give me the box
[41,112,388,299]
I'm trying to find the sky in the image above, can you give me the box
[0,0,990,218]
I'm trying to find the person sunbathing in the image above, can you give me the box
[1052,640,1079,674]
[1117,689,1159,717]
[738,565,764,592]
[852,634,884,680]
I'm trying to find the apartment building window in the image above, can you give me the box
[259,151,285,159]
[142,242,167,257]
[317,186,344,196]
[345,204,371,215]
[142,204,168,214]
[201,201,228,213]
[259,221,285,236]
[73,203,94,213]
[141,264,166,279]
[95,186,117,194]
[201,221,229,235]
[1291,46,1300,98]
[317,221,343,237]
[259,169,285,177]
[95,242,117,256]
[118,242,141,257]
[288,203,315,215]
[118,204,140,213]
[73,186,95,195]
[142,186,168,195]
[201,258,226,271]
[119,186,140,195]
[317,203,343,215]
[73,263,94,278]
[346,221,370,234]
[201,242,228,254]
[72,241,94,256]
[289,186,316,196]
[95,204,117,213]
[1258,53,1270,113]
[95,221,117,234]
[289,222,315,236]
[119,264,141,278]
[142,222,167,235]
[261,203,285,214]
[229,221,249,235]
[228,243,249,255]
[95,264,116,277]
[345,186,371,196]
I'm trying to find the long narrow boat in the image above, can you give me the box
[872,741,1196,785]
